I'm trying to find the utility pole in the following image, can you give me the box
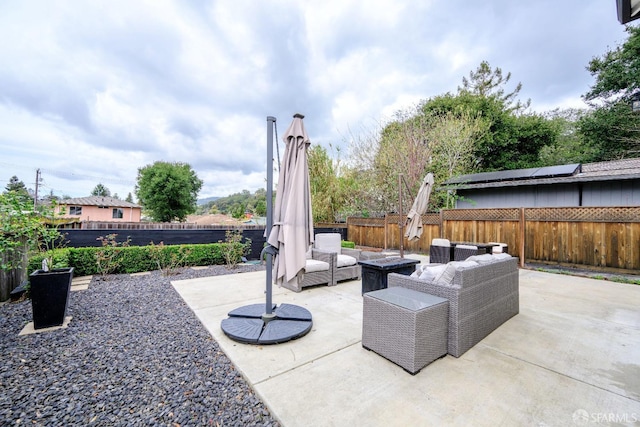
[34,169,40,209]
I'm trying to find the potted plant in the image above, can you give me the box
[29,265,73,329]
[28,200,73,329]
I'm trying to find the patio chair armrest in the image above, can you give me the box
[341,248,362,260]
[311,248,337,266]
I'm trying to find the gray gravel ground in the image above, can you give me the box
[0,264,280,427]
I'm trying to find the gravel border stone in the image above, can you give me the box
[0,265,280,427]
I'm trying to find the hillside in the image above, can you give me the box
[197,196,220,206]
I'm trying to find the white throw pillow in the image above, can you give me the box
[493,253,512,260]
[435,263,457,285]
[466,253,495,264]
[435,260,478,285]
[411,264,424,278]
[418,269,436,281]
[454,260,479,269]
[420,264,446,281]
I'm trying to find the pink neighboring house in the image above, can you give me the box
[56,196,142,222]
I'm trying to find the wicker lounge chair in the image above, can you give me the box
[315,233,362,283]
[429,238,451,264]
[282,248,335,292]
[453,244,479,261]
[488,242,509,254]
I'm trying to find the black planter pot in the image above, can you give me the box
[30,267,74,329]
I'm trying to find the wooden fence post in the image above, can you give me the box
[384,214,388,250]
[519,207,525,268]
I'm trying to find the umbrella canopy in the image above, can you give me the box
[404,173,434,241]
[267,113,314,289]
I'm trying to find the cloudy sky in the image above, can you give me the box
[0,0,630,200]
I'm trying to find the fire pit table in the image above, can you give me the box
[358,257,420,294]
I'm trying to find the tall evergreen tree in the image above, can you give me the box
[91,183,111,197]
[4,175,31,204]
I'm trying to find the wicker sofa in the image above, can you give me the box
[387,256,519,357]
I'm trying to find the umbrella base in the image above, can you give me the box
[221,303,312,344]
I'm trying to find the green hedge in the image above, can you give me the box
[341,240,356,249]
[27,242,241,277]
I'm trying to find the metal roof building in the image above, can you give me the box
[443,158,640,208]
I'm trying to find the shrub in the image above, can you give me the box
[341,240,356,249]
[95,234,131,278]
[219,230,251,269]
[34,242,235,277]
[28,249,71,274]
[148,241,192,276]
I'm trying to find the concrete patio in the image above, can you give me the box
[172,261,640,426]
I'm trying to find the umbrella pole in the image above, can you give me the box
[264,116,276,319]
[398,174,404,258]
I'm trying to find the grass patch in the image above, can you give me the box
[533,267,640,285]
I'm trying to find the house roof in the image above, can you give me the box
[443,158,640,190]
[60,196,141,208]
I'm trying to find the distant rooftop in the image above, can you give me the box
[60,196,140,208]
[443,158,640,190]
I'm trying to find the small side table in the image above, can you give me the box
[358,257,420,294]
[362,287,449,374]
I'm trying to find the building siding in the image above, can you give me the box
[457,184,580,208]
[582,180,640,206]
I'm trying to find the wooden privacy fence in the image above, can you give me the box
[345,207,640,274]
[0,236,29,302]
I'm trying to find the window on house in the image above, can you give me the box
[112,208,123,219]
[70,206,82,215]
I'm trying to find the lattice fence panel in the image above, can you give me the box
[525,207,640,223]
[443,208,521,221]
[347,217,386,227]
[383,213,441,225]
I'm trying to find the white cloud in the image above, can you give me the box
[0,0,629,200]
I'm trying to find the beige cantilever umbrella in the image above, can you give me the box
[405,172,434,241]
[267,113,314,289]
[220,115,313,345]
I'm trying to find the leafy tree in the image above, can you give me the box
[4,176,31,204]
[254,199,267,217]
[308,145,348,222]
[539,109,598,165]
[422,91,556,171]
[347,106,486,214]
[136,161,203,222]
[584,26,640,103]
[579,26,640,160]
[253,188,267,216]
[91,183,111,197]
[578,102,640,160]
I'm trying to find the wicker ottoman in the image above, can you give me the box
[362,287,449,374]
